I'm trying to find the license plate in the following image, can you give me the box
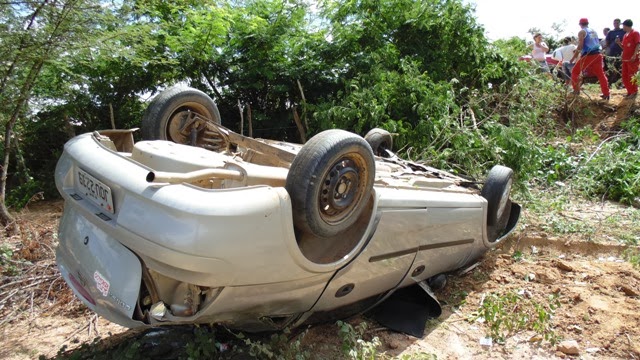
[76,169,114,214]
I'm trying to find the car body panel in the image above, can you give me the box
[311,209,421,312]
[56,206,143,328]
[55,129,519,330]
[519,54,560,66]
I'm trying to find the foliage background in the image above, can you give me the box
[1,0,638,213]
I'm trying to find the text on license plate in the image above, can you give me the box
[76,169,114,214]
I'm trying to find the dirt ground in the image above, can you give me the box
[562,87,639,134]
[2,198,640,359]
[1,89,639,359]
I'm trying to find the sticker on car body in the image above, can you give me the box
[94,271,110,297]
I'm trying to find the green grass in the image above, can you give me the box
[623,248,640,268]
[337,320,381,360]
[473,291,561,345]
[0,244,20,276]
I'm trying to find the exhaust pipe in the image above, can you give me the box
[146,168,245,184]
[146,165,287,187]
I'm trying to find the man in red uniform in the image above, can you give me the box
[616,19,640,98]
[570,18,610,100]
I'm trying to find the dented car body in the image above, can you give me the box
[55,86,520,331]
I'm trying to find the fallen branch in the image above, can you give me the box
[0,276,58,299]
[0,274,58,291]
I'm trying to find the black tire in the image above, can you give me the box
[286,130,375,238]
[141,86,221,145]
[486,199,512,242]
[364,128,393,157]
[481,165,514,227]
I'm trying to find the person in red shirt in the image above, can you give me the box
[616,19,640,97]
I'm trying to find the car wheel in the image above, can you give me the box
[286,129,375,238]
[486,199,512,242]
[141,86,221,146]
[481,165,514,227]
[364,128,393,157]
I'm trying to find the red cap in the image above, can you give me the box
[579,18,589,25]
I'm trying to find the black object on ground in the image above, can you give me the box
[366,283,442,337]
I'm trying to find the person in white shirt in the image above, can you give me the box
[552,37,578,83]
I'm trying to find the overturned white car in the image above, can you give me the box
[55,86,520,332]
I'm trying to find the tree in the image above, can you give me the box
[312,0,514,141]
[207,0,323,140]
[0,0,106,229]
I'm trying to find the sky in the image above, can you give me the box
[464,0,640,42]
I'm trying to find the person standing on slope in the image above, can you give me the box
[570,18,610,100]
[605,19,625,86]
[616,19,640,98]
[553,36,578,83]
[531,33,551,74]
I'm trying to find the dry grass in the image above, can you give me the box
[1,204,80,328]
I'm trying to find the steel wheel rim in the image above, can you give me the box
[319,155,366,225]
